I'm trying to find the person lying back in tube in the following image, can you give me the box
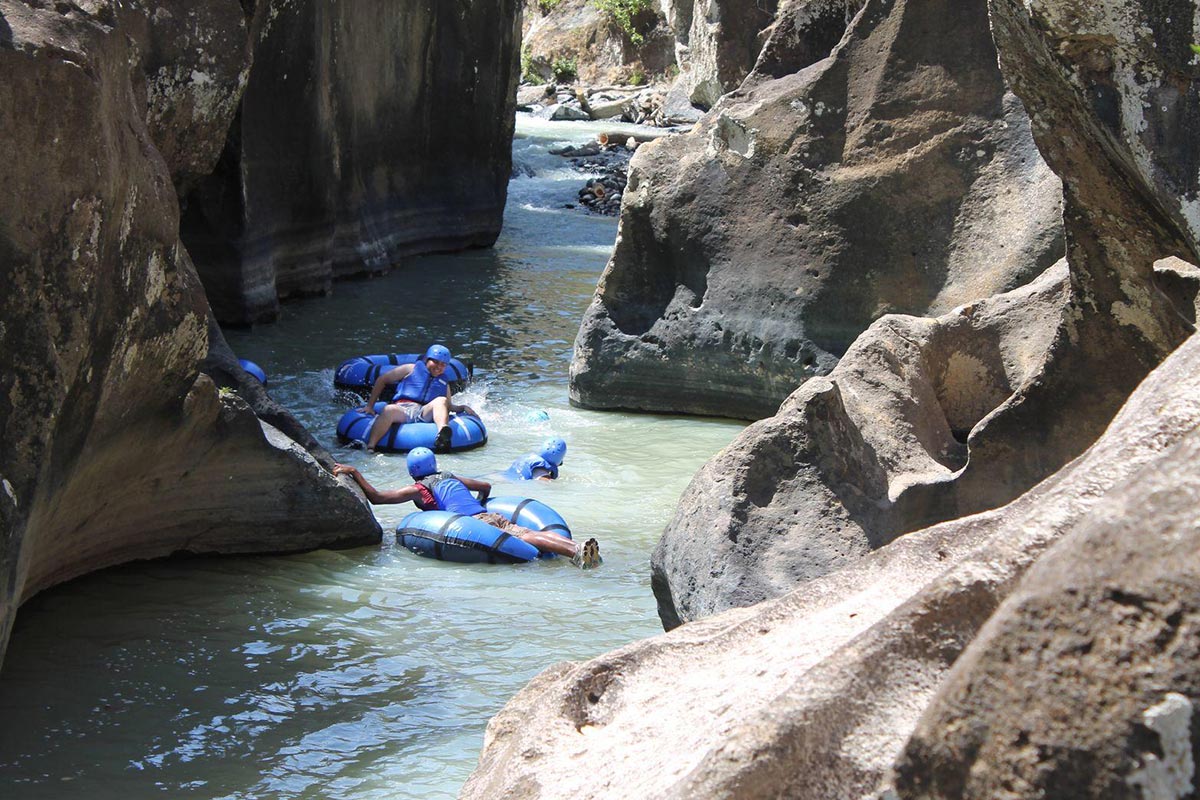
[360,344,479,453]
[508,437,567,481]
[333,448,601,568]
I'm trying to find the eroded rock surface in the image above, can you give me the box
[461,321,1200,800]
[889,432,1200,798]
[651,0,1198,625]
[570,0,1064,420]
[670,0,778,109]
[184,0,523,324]
[0,2,380,667]
[654,261,1070,624]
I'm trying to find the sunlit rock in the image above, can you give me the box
[570,0,1064,420]
[461,325,1200,800]
[651,0,1199,625]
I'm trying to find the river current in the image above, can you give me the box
[0,117,743,798]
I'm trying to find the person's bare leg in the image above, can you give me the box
[512,525,600,567]
[366,404,405,449]
[514,530,578,557]
[423,396,451,428]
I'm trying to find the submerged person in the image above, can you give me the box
[508,437,567,481]
[332,447,601,568]
[360,344,479,453]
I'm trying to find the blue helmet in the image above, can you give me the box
[539,437,567,466]
[424,344,452,364]
[407,446,438,478]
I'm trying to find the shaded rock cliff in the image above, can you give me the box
[651,0,1198,625]
[570,0,1064,420]
[184,0,523,324]
[0,2,380,667]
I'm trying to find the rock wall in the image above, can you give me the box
[0,2,380,668]
[184,0,523,324]
[570,0,1064,420]
[650,0,1198,625]
[458,0,1200,793]
[670,0,779,108]
[461,322,1200,800]
[521,0,674,85]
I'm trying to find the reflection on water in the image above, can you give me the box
[0,116,739,799]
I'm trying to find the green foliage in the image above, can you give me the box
[593,0,654,45]
[218,386,236,400]
[552,55,578,83]
[627,66,646,86]
[537,0,564,11]
[1191,43,1200,55]
[521,45,538,83]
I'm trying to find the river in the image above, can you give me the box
[0,116,743,799]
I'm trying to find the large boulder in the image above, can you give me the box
[0,2,380,667]
[889,416,1200,797]
[460,311,1200,800]
[883,1,1200,792]
[183,0,523,324]
[650,0,1199,625]
[653,260,1071,624]
[570,0,1064,420]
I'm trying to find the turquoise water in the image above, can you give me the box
[0,118,742,798]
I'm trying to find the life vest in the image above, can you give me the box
[393,359,449,405]
[413,472,486,515]
[509,453,559,480]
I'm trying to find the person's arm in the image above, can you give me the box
[362,364,413,415]
[447,385,479,418]
[332,463,420,504]
[459,475,491,505]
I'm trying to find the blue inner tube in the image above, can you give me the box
[238,358,267,386]
[396,496,572,564]
[335,402,487,452]
[334,353,472,395]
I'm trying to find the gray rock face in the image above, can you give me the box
[650,0,1198,626]
[673,0,780,109]
[127,0,252,194]
[0,2,380,667]
[654,261,1071,625]
[754,0,867,80]
[889,430,1200,798]
[460,315,1200,800]
[570,0,1064,420]
[522,0,675,86]
[183,0,523,324]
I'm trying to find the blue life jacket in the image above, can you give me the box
[393,359,449,405]
[509,453,559,480]
[414,472,486,515]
